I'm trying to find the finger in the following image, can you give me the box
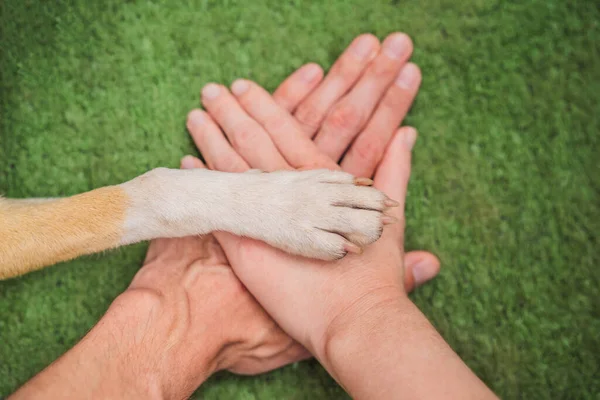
[293,34,380,136]
[273,63,324,112]
[177,159,441,293]
[403,251,441,292]
[373,126,417,210]
[341,63,422,177]
[373,127,417,241]
[201,83,289,171]
[186,109,250,173]
[231,79,337,170]
[180,155,206,170]
[314,33,414,162]
[176,160,441,295]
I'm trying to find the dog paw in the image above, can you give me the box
[261,169,398,260]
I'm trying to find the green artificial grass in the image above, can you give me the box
[1,0,599,398]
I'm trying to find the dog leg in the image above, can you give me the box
[119,168,393,260]
[0,187,129,279]
[0,168,393,279]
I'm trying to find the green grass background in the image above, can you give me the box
[1,0,599,398]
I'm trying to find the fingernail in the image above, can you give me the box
[403,127,417,150]
[351,35,377,60]
[181,156,197,169]
[231,79,250,96]
[299,63,321,82]
[412,259,439,285]
[187,110,205,126]
[383,33,411,59]
[382,215,398,225]
[395,63,421,89]
[202,83,221,99]
[384,199,399,207]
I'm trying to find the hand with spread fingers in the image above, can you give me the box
[186,32,496,399]
[170,32,441,377]
[187,33,439,289]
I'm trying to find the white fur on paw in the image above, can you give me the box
[253,169,389,261]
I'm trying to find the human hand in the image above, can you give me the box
[101,158,435,399]
[188,32,438,291]
[10,33,446,400]
[96,33,437,397]
[188,33,431,361]
[10,225,310,400]
[192,33,422,178]
[134,163,438,379]
[129,230,310,379]
[109,154,437,395]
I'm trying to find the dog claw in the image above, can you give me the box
[354,177,374,186]
[382,216,398,225]
[344,242,363,255]
[384,199,399,207]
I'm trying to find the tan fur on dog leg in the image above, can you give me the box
[0,186,128,279]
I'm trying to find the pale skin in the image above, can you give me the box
[191,32,497,399]
[11,33,493,399]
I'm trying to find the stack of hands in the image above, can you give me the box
[12,34,496,399]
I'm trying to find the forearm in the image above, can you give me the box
[10,291,219,399]
[322,295,497,399]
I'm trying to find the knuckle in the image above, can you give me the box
[330,56,361,83]
[230,124,260,147]
[113,287,165,314]
[380,88,406,112]
[263,114,291,134]
[273,86,294,109]
[326,103,364,133]
[208,102,228,121]
[352,137,384,166]
[295,103,324,133]
[370,59,398,79]
[214,155,246,173]
[302,157,336,171]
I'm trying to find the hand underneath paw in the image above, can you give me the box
[185,33,438,367]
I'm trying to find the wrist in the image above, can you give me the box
[318,289,412,379]
[73,302,168,399]
[11,291,189,400]
[106,288,224,398]
[319,294,497,399]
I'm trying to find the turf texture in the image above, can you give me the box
[0,0,599,398]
